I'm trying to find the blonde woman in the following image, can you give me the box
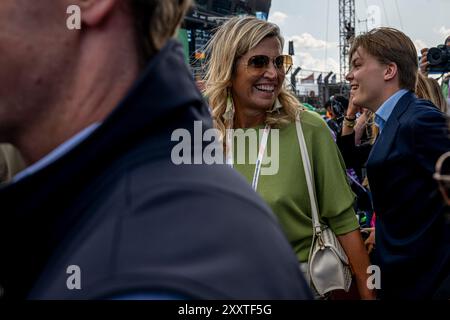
[205,16,375,299]
[416,73,448,113]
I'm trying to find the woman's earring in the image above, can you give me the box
[223,89,235,123]
[267,98,283,114]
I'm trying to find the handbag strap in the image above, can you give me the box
[295,113,322,236]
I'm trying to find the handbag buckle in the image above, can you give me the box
[316,230,325,249]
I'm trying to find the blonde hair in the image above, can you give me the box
[204,16,301,139]
[416,73,448,113]
[130,0,193,61]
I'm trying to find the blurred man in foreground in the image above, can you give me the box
[0,0,310,299]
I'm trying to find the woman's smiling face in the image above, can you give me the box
[231,37,285,116]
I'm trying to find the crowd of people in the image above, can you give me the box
[0,0,449,300]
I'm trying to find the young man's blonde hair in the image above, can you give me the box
[204,16,301,139]
[349,27,418,91]
[130,0,193,62]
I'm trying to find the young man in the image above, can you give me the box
[346,27,450,299]
[0,0,310,299]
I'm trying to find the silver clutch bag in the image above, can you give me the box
[295,114,352,297]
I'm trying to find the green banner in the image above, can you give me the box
[177,28,190,65]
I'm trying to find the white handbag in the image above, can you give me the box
[295,114,352,297]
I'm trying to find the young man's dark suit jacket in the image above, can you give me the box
[367,91,450,299]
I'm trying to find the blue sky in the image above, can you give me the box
[268,0,450,79]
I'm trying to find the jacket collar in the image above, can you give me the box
[374,89,409,133]
[368,91,415,167]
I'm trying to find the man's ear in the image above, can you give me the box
[384,62,398,81]
[78,0,117,27]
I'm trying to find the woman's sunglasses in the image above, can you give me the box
[245,55,293,75]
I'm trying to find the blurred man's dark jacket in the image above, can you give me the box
[0,40,310,299]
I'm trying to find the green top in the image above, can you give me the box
[233,110,359,262]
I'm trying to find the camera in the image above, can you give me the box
[427,44,450,73]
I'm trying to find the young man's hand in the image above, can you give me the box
[346,95,361,118]
[362,227,375,254]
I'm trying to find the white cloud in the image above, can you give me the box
[436,26,450,39]
[289,33,335,50]
[269,11,288,25]
[294,52,340,75]
[367,5,381,30]
[286,35,339,77]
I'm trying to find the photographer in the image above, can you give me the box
[420,36,450,110]
[420,35,450,75]
[325,95,348,139]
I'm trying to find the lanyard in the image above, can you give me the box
[225,128,234,167]
[226,125,271,191]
